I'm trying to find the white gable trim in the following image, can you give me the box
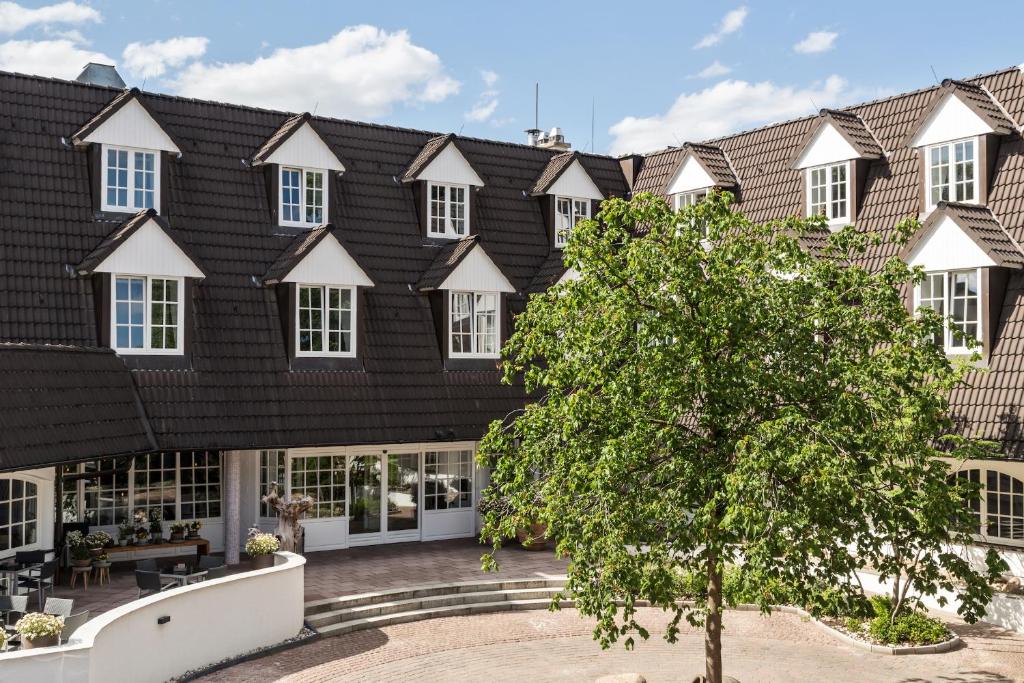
[417,143,484,187]
[92,219,203,278]
[557,267,580,285]
[81,99,180,154]
[264,122,345,172]
[910,94,995,148]
[439,245,515,293]
[793,122,862,169]
[281,234,373,287]
[906,215,996,271]
[548,159,603,200]
[667,155,716,195]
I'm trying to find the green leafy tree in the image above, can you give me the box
[479,192,1005,683]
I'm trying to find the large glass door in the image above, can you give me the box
[385,453,419,538]
[348,455,381,535]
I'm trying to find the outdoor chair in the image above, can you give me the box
[60,611,89,643]
[198,555,225,570]
[204,565,227,580]
[135,559,158,571]
[17,559,57,610]
[0,595,27,626]
[13,550,46,582]
[135,570,176,599]
[43,597,74,618]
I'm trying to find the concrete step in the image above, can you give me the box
[307,586,564,628]
[316,597,578,637]
[304,576,567,616]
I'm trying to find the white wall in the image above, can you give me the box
[911,95,994,148]
[793,123,861,169]
[0,552,305,683]
[0,467,55,562]
[548,160,603,200]
[906,215,996,270]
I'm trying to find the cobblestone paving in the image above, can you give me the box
[201,608,1024,683]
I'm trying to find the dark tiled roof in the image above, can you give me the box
[251,112,307,164]
[683,143,738,188]
[902,78,1017,147]
[789,109,884,167]
[262,224,374,286]
[526,252,570,294]
[417,235,480,291]
[901,202,1024,268]
[75,209,206,277]
[0,344,154,470]
[529,151,578,195]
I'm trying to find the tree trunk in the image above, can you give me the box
[705,551,724,683]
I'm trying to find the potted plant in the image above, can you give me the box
[85,531,112,555]
[169,522,186,542]
[244,528,280,569]
[14,612,64,649]
[92,553,110,568]
[66,531,92,567]
[0,627,7,651]
[117,520,133,546]
[148,510,163,544]
[188,520,202,538]
[135,528,150,544]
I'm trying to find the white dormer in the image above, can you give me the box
[438,243,515,293]
[530,153,604,249]
[908,94,997,150]
[402,135,486,240]
[87,218,204,279]
[667,156,715,210]
[792,122,861,170]
[279,232,373,287]
[905,214,996,271]
[415,142,485,187]
[547,159,603,201]
[261,122,345,173]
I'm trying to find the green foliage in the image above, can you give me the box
[478,192,1005,656]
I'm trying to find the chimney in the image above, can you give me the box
[537,126,570,151]
[618,154,644,193]
[75,63,126,88]
[525,128,543,146]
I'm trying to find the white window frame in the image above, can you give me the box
[672,189,708,211]
[427,181,470,239]
[948,462,1024,548]
[925,137,979,212]
[279,166,328,228]
[110,274,185,356]
[294,284,357,358]
[554,196,592,249]
[101,144,160,213]
[805,161,850,227]
[0,477,39,554]
[448,290,500,359]
[913,268,983,354]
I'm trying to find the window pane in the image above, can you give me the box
[106,149,130,207]
[281,168,301,223]
[305,171,324,224]
[429,184,446,235]
[450,292,473,354]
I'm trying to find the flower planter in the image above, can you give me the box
[71,558,92,568]
[88,547,102,557]
[169,533,184,543]
[250,554,274,569]
[22,634,59,649]
[188,531,200,539]
[516,522,548,551]
[118,539,129,547]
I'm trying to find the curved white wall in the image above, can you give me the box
[0,552,305,683]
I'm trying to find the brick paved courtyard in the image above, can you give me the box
[201,607,1024,683]
[42,538,565,617]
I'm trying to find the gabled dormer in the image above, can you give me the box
[251,113,346,229]
[75,209,204,367]
[790,109,883,228]
[900,202,1024,360]
[72,88,182,215]
[417,236,515,368]
[529,152,604,249]
[662,143,738,212]
[263,225,374,369]
[903,79,1018,213]
[401,134,485,240]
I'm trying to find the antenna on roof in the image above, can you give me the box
[809,97,819,112]
[459,124,465,135]
[141,78,147,91]
[535,82,539,130]
[929,65,940,85]
[313,101,320,116]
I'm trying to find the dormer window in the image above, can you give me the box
[915,269,981,352]
[450,290,499,357]
[554,196,591,248]
[926,139,976,209]
[113,275,183,353]
[807,161,849,224]
[296,284,355,356]
[672,189,707,210]
[428,182,468,238]
[104,146,158,212]
[281,167,326,227]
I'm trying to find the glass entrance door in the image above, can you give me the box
[348,455,381,535]
[385,453,419,537]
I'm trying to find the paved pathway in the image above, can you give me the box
[201,608,1024,683]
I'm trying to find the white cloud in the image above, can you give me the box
[172,26,460,119]
[465,69,500,123]
[0,37,111,79]
[694,60,731,78]
[122,36,208,78]
[0,1,100,35]
[794,30,838,54]
[609,75,851,155]
[694,6,748,49]
[480,69,498,88]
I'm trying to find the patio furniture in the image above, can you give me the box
[135,570,176,598]
[94,563,110,586]
[17,559,57,610]
[136,558,158,571]
[0,595,27,626]
[0,560,35,596]
[43,597,74,618]
[159,562,207,587]
[102,538,210,565]
[204,565,227,580]
[198,555,225,570]
[69,565,91,590]
[60,611,89,643]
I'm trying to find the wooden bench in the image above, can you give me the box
[101,538,210,563]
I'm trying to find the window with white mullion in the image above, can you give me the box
[950,466,1024,545]
[672,189,707,211]
[112,274,183,354]
[450,291,498,357]
[915,268,981,353]
[279,166,326,227]
[296,285,355,357]
[428,182,468,238]
[103,145,158,212]
[927,138,976,209]
[554,196,591,248]
[807,162,848,224]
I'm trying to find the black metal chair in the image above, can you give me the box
[198,555,225,570]
[16,559,57,610]
[135,570,176,599]
[204,565,227,580]
[135,559,158,571]
[13,550,45,565]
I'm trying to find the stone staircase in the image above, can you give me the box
[304,576,570,637]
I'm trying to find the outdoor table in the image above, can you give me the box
[0,561,37,596]
[159,564,207,587]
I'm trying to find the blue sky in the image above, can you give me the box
[1,1,1022,154]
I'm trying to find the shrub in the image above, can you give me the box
[867,610,948,645]
[15,613,64,640]
[245,531,280,556]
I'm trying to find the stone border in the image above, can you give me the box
[730,604,962,655]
